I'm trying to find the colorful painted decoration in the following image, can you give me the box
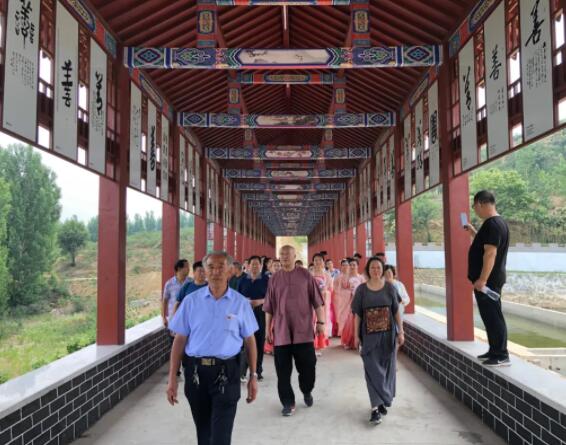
[233,183,346,191]
[216,0,350,4]
[249,201,333,208]
[125,45,442,69]
[237,72,334,84]
[224,168,356,179]
[181,112,394,128]
[242,193,339,200]
[448,0,498,58]
[207,146,370,159]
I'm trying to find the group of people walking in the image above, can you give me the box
[160,189,511,445]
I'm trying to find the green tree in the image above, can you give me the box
[129,214,144,234]
[144,211,157,232]
[469,168,536,223]
[0,177,11,313]
[0,145,61,308]
[58,217,88,266]
[412,193,442,242]
[87,216,98,242]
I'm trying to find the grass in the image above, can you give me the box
[0,227,194,383]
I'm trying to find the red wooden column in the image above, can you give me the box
[438,44,474,341]
[213,222,223,251]
[227,229,235,257]
[236,232,244,261]
[345,227,354,257]
[372,214,386,254]
[162,203,180,285]
[356,222,366,267]
[194,215,207,262]
[336,232,345,260]
[97,66,130,345]
[394,126,415,315]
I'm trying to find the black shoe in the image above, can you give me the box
[304,393,314,407]
[477,351,491,360]
[257,374,264,382]
[369,409,382,425]
[282,405,296,417]
[483,357,511,367]
[378,405,388,416]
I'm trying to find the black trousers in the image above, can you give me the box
[274,342,316,407]
[474,288,509,359]
[240,305,266,377]
[183,356,241,445]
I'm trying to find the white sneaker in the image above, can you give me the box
[240,376,248,383]
[315,351,322,357]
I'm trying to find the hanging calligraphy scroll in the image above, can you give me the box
[3,0,40,142]
[146,101,157,195]
[484,2,509,159]
[187,138,194,212]
[414,100,425,194]
[129,83,142,189]
[375,145,382,214]
[88,40,107,174]
[459,39,478,171]
[195,151,201,215]
[160,117,170,201]
[388,136,395,209]
[179,135,187,210]
[427,81,440,186]
[54,1,78,160]
[520,0,553,141]
[403,114,412,200]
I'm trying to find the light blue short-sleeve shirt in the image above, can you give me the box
[169,286,259,359]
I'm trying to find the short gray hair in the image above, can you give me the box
[202,251,234,267]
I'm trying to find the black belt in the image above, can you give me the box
[186,355,238,367]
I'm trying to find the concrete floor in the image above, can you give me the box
[76,341,505,445]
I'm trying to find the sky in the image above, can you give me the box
[0,131,162,222]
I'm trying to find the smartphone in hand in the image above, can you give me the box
[460,212,468,228]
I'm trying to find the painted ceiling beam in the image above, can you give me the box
[224,167,355,179]
[181,112,394,128]
[216,0,350,5]
[242,192,339,200]
[207,146,370,160]
[236,72,334,84]
[249,201,333,208]
[125,45,442,70]
[233,182,346,191]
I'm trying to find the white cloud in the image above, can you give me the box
[0,131,161,222]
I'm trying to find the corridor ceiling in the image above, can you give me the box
[91,0,477,235]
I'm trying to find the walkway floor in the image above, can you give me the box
[76,341,505,445]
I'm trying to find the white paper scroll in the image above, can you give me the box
[484,2,510,159]
[381,144,387,212]
[520,0,554,141]
[179,135,187,210]
[54,1,78,160]
[459,39,478,171]
[146,101,157,195]
[195,152,201,215]
[388,137,395,209]
[403,114,412,200]
[160,117,169,201]
[375,147,382,213]
[428,81,440,186]
[88,40,107,174]
[414,100,425,194]
[188,139,194,212]
[129,82,142,189]
[3,0,40,141]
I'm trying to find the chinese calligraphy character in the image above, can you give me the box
[61,60,73,107]
[95,71,104,114]
[150,125,156,171]
[15,0,35,48]
[526,0,545,47]
[430,110,438,144]
[463,66,472,111]
[489,44,502,80]
[417,120,423,147]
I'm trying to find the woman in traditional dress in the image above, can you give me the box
[352,257,404,425]
[383,264,410,317]
[333,259,351,336]
[311,253,333,353]
[340,258,365,349]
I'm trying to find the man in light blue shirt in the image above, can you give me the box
[167,251,259,445]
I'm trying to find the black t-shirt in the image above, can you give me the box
[467,215,510,289]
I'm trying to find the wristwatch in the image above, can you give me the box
[250,372,258,380]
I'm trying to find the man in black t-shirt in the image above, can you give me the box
[465,190,510,367]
